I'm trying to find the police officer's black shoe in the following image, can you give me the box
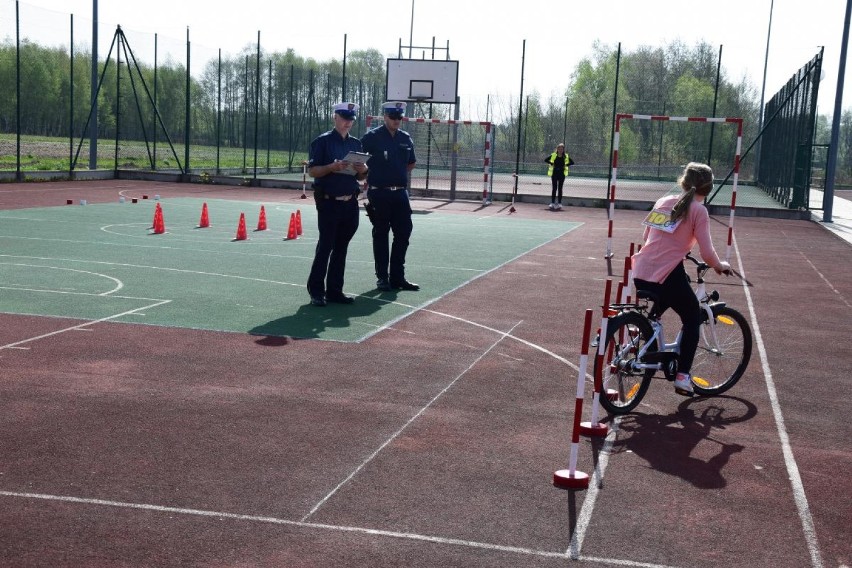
[309,294,327,307]
[391,279,420,291]
[326,293,355,304]
[376,278,392,292]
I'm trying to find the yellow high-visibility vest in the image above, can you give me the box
[547,152,571,177]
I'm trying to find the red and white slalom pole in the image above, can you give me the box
[605,117,622,259]
[619,253,635,304]
[726,118,743,262]
[581,279,612,437]
[624,244,635,302]
[554,309,595,490]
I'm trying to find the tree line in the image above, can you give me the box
[0,37,849,184]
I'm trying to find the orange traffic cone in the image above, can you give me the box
[295,209,303,236]
[285,212,298,240]
[198,202,210,228]
[256,205,268,231]
[234,212,248,241]
[152,205,166,234]
[150,202,162,229]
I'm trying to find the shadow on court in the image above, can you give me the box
[249,294,387,340]
[609,396,758,489]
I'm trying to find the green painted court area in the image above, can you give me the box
[0,198,581,341]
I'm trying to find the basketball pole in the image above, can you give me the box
[409,0,414,59]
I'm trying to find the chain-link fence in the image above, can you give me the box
[1,3,844,210]
[755,50,824,209]
[0,2,392,177]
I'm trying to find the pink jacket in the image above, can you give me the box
[631,194,722,284]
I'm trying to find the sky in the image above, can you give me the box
[3,0,851,121]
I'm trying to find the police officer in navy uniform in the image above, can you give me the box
[360,101,419,292]
[306,102,369,307]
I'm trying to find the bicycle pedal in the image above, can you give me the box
[674,387,694,397]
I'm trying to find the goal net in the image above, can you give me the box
[365,116,494,202]
[607,113,743,261]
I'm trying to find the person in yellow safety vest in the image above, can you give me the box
[544,143,575,210]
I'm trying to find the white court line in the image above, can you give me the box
[0,254,474,324]
[0,262,124,295]
[358,224,583,371]
[0,255,559,349]
[417,305,581,374]
[796,250,852,309]
[0,287,160,301]
[732,237,824,568]
[567,416,620,559]
[0,222,673,566]
[0,490,679,567]
[0,299,171,351]
[301,321,523,522]
[0,235,483,276]
[0,234,317,260]
[0,253,307,290]
[2,219,614,553]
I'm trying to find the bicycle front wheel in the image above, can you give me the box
[691,306,752,396]
[594,311,655,415]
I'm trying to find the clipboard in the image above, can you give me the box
[338,151,371,175]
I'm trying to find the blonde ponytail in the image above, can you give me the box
[671,162,714,223]
[671,186,696,222]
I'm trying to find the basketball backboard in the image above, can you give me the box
[386,59,459,104]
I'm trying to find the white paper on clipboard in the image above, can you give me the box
[338,151,371,175]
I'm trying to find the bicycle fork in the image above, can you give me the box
[699,303,723,355]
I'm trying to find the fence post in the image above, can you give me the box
[184,27,191,176]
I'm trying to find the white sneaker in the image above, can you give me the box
[548,203,555,210]
[674,373,694,396]
[556,203,563,210]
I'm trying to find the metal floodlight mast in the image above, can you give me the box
[755,0,774,179]
[90,0,98,170]
[823,0,852,222]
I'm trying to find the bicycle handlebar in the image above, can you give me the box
[685,253,732,277]
[684,253,708,271]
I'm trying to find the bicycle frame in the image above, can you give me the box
[626,258,722,374]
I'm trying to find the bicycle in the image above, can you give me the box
[593,253,753,415]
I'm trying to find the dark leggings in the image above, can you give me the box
[633,262,701,374]
[551,175,565,203]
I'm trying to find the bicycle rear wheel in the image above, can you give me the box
[691,306,752,396]
[594,311,656,415]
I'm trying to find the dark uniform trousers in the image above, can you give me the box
[307,198,360,297]
[367,187,413,283]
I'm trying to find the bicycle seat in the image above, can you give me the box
[635,289,660,303]
[635,289,663,318]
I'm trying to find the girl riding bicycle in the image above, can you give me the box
[631,162,731,396]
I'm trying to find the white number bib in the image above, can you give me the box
[642,208,682,233]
